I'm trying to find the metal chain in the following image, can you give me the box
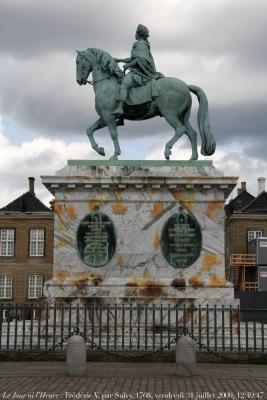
[11,326,255,363]
[20,327,82,360]
[80,327,186,361]
[186,330,251,364]
[80,326,253,363]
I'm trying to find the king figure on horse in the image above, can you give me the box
[113,24,164,116]
[76,24,216,160]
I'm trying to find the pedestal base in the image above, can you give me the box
[42,160,238,307]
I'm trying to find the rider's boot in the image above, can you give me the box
[112,101,124,117]
[112,84,128,116]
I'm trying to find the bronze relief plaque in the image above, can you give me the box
[77,210,116,267]
[161,206,202,268]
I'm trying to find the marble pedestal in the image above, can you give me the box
[42,160,238,307]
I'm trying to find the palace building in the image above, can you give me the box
[225,177,267,292]
[0,177,53,305]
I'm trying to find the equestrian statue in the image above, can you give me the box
[76,24,216,160]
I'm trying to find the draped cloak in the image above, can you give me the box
[130,39,164,80]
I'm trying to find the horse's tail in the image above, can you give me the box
[188,84,216,156]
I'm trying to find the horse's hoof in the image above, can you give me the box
[164,151,171,160]
[109,156,118,160]
[98,147,105,156]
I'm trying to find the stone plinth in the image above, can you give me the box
[42,160,238,306]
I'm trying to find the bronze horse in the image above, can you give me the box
[76,48,216,160]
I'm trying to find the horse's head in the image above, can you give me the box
[76,50,92,85]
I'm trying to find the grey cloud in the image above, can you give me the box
[243,142,267,162]
[155,1,267,71]
[0,0,138,58]
[211,103,267,145]
[1,0,266,73]
[0,0,266,160]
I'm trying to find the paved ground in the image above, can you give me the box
[0,362,266,399]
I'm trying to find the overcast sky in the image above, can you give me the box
[0,0,266,207]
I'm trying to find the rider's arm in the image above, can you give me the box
[123,59,137,70]
[114,57,131,63]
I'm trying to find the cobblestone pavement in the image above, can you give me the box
[0,363,266,399]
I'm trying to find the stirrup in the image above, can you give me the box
[116,118,124,126]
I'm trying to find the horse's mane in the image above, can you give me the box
[87,48,122,77]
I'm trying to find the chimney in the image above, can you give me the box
[28,177,35,195]
[241,181,246,191]
[258,177,266,195]
[237,181,247,195]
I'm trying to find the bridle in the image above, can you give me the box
[86,75,111,85]
[78,53,111,86]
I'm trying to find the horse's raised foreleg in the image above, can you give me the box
[106,119,121,160]
[162,113,186,160]
[86,118,106,156]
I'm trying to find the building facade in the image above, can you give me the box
[0,178,53,305]
[225,178,267,291]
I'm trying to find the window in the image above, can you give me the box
[29,229,45,256]
[248,230,263,243]
[0,275,13,299]
[28,275,43,299]
[0,229,15,256]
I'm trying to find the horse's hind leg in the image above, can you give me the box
[162,112,186,160]
[86,118,106,156]
[183,110,198,160]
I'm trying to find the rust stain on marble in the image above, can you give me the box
[66,205,77,220]
[54,203,64,215]
[55,240,65,249]
[119,238,124,245]
[205,202,223,221]
[117,255,124,267]
[55,271,68,283]
[209,275,228,287]
[171,277,186,288]
[88,199,103,212]
[153,232,161,249]
[172,192,193,212]
[74,277,89,292]
[126,272,165,298]
[54,271,103,286]
[188,274,204,287]
[151,202,164,218]
[200,254,222,272]
[64,187,76,193]
[125,281,138,287]
[112,201,128,215]
[139,284,165,298]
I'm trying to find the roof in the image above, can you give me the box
[0,191,51,213]
[242,191,267,213]
[225,190,255,215]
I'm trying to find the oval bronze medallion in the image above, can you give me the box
[77,210,116,267]
[161,206,202,268]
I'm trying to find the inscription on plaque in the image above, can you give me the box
[77,209,116,267]
[161,207,202,268]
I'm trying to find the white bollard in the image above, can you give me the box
[176,336,196,376]
[66,335,87,376]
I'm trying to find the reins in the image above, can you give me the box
[86,75,111,85]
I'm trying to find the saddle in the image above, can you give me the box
[119,79,160,121]
[126,79,159,106]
